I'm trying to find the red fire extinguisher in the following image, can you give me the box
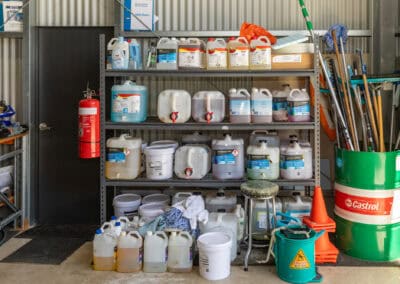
[79,88,100,159]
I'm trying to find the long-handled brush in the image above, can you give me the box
[297,0,354,150]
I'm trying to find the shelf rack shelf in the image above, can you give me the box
[99,33,321,223]
[0,32,23,39]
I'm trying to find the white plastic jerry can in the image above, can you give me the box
[249,36,272,70]
[93,229,117,271]
[116,231,143,273]
[280,139,306,179]
[167,231,193,273]
[111,37,129,70]
[229,88,251,123]
[246,141,280,180]
[287,88,311,122]
[251,88,273,123]
[174,145,211,179]
[272,84,291,122]
[143,231,168,273]
[178,38,206,69]
[156,37,179,70]
[227,37,250,70]
[192,91,225,123]
[107,38,118,69]
[105,134,142,180]
[157,90,191,123]
[206,38,228,70]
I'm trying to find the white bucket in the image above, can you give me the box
[113,194,141,217]
[150,140,179,151]
[144,146,175,180]
[197,232,232,281]
[142,193,170,206]
[139,203,167,223]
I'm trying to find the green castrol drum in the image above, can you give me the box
[335,148,400,261]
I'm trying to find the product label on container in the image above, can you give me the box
[273,54,302,63]
[230,100,251,115]
[272,97,288,111]
[214,150,237,165]
[112,93,141,114]
[107,147,128,163]
[280,154,304,169]
[250,46,271,66]
[247,155,270,169]
[288,101,310,116]
[257,211,267,229]
[157,49,177,63]
[229,47,249,67]
[207,48,227,68]
[178,47,205,68]
[252,99,272,116]
[147,160,164,176]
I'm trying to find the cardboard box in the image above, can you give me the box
[123,0,155,31]
[271,43,314,69]
[1,1,23,32]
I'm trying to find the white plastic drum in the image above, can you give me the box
[113,194,141,217]
[144,146,175,180]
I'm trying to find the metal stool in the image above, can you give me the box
[241,180,279,271]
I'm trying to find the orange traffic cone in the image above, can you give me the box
[303,186,339,264]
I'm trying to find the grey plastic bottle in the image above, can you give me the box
[212,135,244,180]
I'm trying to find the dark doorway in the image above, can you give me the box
[37,28,113,224]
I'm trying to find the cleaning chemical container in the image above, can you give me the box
[251,88,273,123]
[206,38,227,70]
[229,88,251,123]
[107,38,118,69]
[192,91,225,123]
[199,213,238,261]
[157,90,191,123]
[143,231,168,273]
[101,221,122,238]
[197,232,232,281]
[93,229,118,271]
[281,195,312,220]
[212,135,245,180]
[105,134,142,180]
[113,193,141,217]
[156,37,178,70]
[128,39,142,70]
[205,190,237,213]
[182,132,211,147]
[280,139,307,179]
[116,231,143,273]
[247,141,280,180]
[150,140,179,151]
[167,231,193,272]
[252,198,282,240]
[178,38,206,69]
[280,136,313,179]
[111,81,148,123]
[249,36,272,70]
[227,37,249,70]
[174,145,211,179]
[234,204,245,242]
[112,37,129,70]
[272,84,291,122]
[144,145,175,180]
[139,203,166,223]
[172,192,193,205]
[287,88,311,122]
[249,130,280,147]
[142,193,170,206]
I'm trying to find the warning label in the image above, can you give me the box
[289,249,310,269]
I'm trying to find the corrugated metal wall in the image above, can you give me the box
[0,38,22,120]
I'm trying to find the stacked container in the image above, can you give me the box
[143,231,168,273]
[206,38,228,70]
[174,145,211,179]
[287,88,311,122]
[157,90,191,123]
[178,38,206,69]
[192,91,225,123]
[249,36,272,70]
[205,190,237,212]
[251,88,273,123]
[272,84,291,122]
[116,231,143,273]
[246,141,279,180]
[156,37,179,70]
[227,37,249,70]
[212,135,245,180]
[167,231,193,272]
[229,88,251,123]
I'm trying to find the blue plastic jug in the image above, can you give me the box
[111,81,148,123]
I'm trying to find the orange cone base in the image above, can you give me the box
[303,217,336,232]
[314,231,339,264]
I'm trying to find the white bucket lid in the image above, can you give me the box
[197,232,232,250]
[142,193,170,205]
[144,145,176,156]
[150,140,179,150]
[139,203,166,217]
[113,194,141,207]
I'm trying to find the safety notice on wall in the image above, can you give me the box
[289,249,310,269]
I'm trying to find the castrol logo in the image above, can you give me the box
[344,198,379,211]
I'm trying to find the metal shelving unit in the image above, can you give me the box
[99,33,320,223]
[0,32,23,39]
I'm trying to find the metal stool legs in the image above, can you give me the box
[244,198,253,271]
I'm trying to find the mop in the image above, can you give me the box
[297,0,354,151]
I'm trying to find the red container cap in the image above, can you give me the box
[208,37,215,41]
[228,36,236,41]
[252,36,258,40]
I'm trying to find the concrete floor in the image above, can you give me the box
[0,238,399,284]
